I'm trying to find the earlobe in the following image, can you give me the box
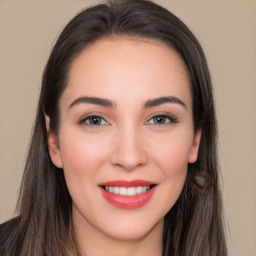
[45,115,63,169]
[188,128,202,163]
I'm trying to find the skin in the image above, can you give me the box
[47,37,201,256]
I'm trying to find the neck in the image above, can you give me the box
[72,209,163,256]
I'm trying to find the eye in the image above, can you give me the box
[147,114,178,125]
[79,115,108,126]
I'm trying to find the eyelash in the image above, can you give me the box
[78,115,108,126]
[78,114,178,127]
[147,114,178,125]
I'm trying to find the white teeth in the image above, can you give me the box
[127,187,136,196]
[136,186,142,194]
[119,187,127,195]
[104,186,151,196]
[113,187,119,194]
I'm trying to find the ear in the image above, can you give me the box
[188,128,202,163]
[45,115,64,169]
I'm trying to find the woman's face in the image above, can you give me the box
[47,37,201,241]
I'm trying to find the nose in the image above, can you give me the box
[110,126,147,171]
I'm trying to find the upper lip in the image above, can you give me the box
[98,180,156,187]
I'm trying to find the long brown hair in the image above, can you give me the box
[3,0,227,255]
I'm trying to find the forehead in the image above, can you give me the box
[61,37,192,109]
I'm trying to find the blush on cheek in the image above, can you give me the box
[61,136,96,168]
[157,143,191,174]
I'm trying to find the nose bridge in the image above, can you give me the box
[110,122,147,170]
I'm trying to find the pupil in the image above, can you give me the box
[156,116,164,124]
[91,117,100,124]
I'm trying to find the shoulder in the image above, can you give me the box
[0,217,19,240]
[0,217,20,255]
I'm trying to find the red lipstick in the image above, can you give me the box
[99,180,157,209]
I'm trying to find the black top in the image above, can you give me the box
[0,217,19,255]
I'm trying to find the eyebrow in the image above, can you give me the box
[69,96,115,109]
[144,96,187,109]
[68,95,186,110]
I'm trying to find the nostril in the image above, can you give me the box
[109,132,147,168]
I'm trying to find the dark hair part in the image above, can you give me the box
[4,0,227,255]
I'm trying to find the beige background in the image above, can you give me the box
[0,0,255,255]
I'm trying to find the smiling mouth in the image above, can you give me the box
[102,185,155,196]
[99,180,157,209]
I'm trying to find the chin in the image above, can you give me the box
[101,215,164,241]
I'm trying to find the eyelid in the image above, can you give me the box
[78,113,110,126]
[146,113,178,125]
[77,112,178,127]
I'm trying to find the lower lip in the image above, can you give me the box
[100,186,156,209]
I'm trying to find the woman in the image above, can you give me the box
[0,0,228,255]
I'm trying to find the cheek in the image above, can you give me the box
[156,148,189,212]
[149,128,194,175]
[160,144,190,174]
[57,131,111,219]
[59,131,106,173]
[57,130,110,198]
[157,143,189,191]
[148,129,193,204]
